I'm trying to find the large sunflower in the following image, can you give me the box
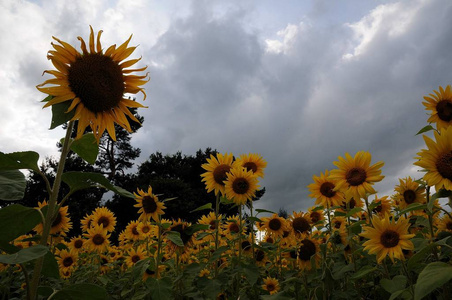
[308,170,344,207]
[329,151,385,201]
[393,177,426,210]
[37,26,148,142]
[201,153,234,196]
[92,207,116,232]
[361,214,414,263]
[224,167,259,205]
[232,153,267,178]
[414,127,452,191]
[423,85,452,130]
[134,186,166,222]
[84,224,111,252]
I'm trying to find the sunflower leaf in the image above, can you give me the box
[255,208,276,214]
[148,277,173,300]
[0,204,42,243]
[345,207,362,218]
[62,133,99,165]
[165,231,184,247]
[50,100,76,130]
[190,203,212,213]
[49,283,108,300]
[0,245,48,264]
[415,125,434,135]
[396,203,426,216]
[185,224,209,235]
[42,250,60,279]
[61,171,134,198]
[0,151,40,172]
[414,262,452,300]
[0,170,26,201]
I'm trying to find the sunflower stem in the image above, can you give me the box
[156,215,162,279]
[364,196,373,226]
[238,204,243,266]
[214,193,220,278]
[401,259,414,296]
[29,120,74,300]
[250,199,256,260]
[426,186,439,260]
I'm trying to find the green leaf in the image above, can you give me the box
[0,151,40,172]
[208,246,229,263]
[42,251,60,279]
[148,277,173,300]
[408,243,434,270]
[345,207,363,218]
[50,283,107,300]
[37,286,54,298]
[397,203,426,216]
[0,204,42,242]
[50,100,76,130]
[350,265,377,280]
[62,133,99,164]
[255,208,276,214]
[261,293,293,300]
[0,245,48,264]
[0,170,26,200]
[416,125,434,135]
[165,231,184,247]
[381,275,407,294]
[0,240,20,254]
[61,171,134,198]
[185,224,210,235]
[190,203,212,213]
[414,262,452,300]
[247,216,262,223]
[220,196,233,204]
[241,263,259,285]
[389,289,406,300]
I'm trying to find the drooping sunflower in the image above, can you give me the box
[92,207,116,232]
[414,126,452,191]
[423,85,452,130]
[308,170,345,207]
[329,151,385,201]
[224,167,259,205]
[232,153,267,178]
[261,213,288,238]
[393,177,426,210]
[262,277,280,295]
[134,186,166,222]
[201,153,234,196]
[84,224,111,252]
[34,201,72,236]
[37,26,148,142]
[361,214,414,263]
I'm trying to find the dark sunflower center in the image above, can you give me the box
[292,217,311,233]
[289,250,297,259]
[97,216,110,228]
[170,224,192,245]
[209,220,217,230]
[132,226,139,236]
[380,230,400,248]
[403,190,416,204]
[63,257,74,267]
[346,167,367,186]
[51,211,62,228]
[255,249,265,262]
[283,230,290,238]
[266,237,274,244]
[131,255,140,263]
[243,162,258,173]
[298,239,316,261]
[92,234,105,245]
[267,283,275,291]
[241,240,251,250]
[269,218,282,231]
[213,164,231,185]
[145,268,155,275]
[310,212,321,223]
[68,53,124,113]
[436,100,452,122]
[142,195,158,213]
[373,203,383,213]
[334,221,342,229]
[320,182,336,198]
[232,178,250,194]
[74,239,83,249]
[142,226,150,233]
[229,223,240,233]
[446,221,452,230]
[101,257,108,265]
[436,152,452,181]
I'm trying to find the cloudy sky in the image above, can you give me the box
[1,0,451,213]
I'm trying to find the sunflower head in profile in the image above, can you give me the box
[423,85,452,130]
[134,186,166,222]
[224,167,260,205]
[232,153,267,178]
[308,170,345,207]
[262,276,280,295]
[361,214,414,263]
[37,26,148,142]
[201,153,234,196]
[329,151,385,201]
[414,127,452,191]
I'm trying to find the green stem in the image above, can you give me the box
[20,264,31,300]
[364,196,373,225]
[401,260,414,296]
[29,120,74,300]
[426,186,439,260]
[238,204,243,266]
[156,215,162,278]
[250,200,255,259]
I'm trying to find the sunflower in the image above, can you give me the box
[423,85,452,130]
[370,195,392,217]
[99,255,111,274]
[197,212,223,242]
[37,26,148,142]
[68,236,85,253]
[34,201,72,236]
[222,216,246,238]
[329,151,385,201]
[393,177,426,210]
[80,213,94,232]
[84,224,111,252]
[92,207,116,232]
[361,214,415,263]
[289,211,311,236]
[262,277,280,295]
[308,170,345,207]
[307,206,325,225]
[137,222,156,238]
[436,214,452,234]
[414,127,452,191]
[125,246,147,268]
[232,153,267,178]
[166,219,194,253]
[296,236,321,270]
[261,214,287,238]
[201,153,234,196]
[134,186,166,222]
[124,220,142,241]
[224,167,260,205]
[56,249,78,272]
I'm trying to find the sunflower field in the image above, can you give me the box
[1,27,452,300]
